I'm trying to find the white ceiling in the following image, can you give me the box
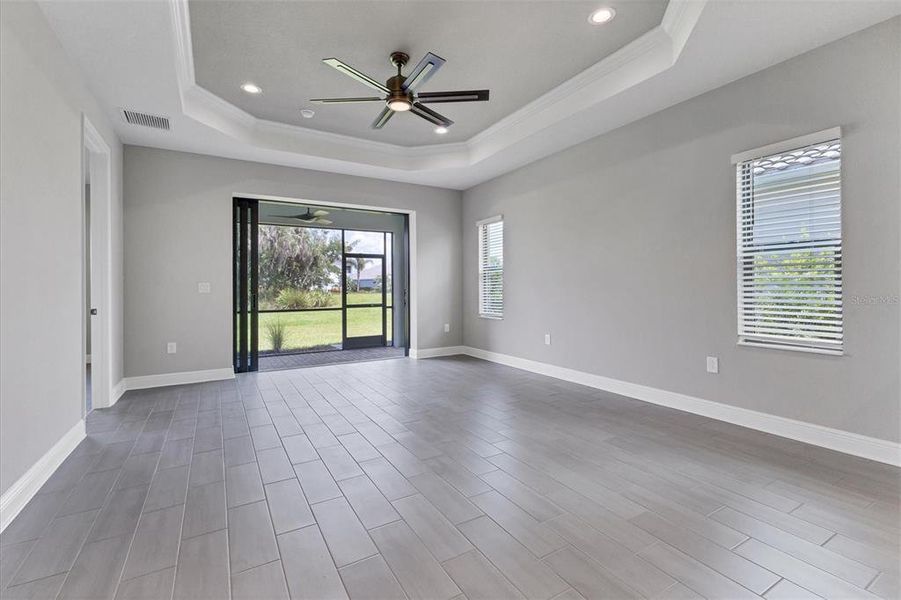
[37,0,901,190]
[189,0,668,146]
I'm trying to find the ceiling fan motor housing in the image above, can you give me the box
[387,52,412,109]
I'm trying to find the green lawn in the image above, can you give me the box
[258,298,393,353]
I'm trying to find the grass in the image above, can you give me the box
[258,292,393,352]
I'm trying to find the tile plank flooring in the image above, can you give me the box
[1,356,898,599]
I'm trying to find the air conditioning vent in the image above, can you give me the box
[121,109,170,131]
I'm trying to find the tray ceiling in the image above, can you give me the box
[36,0,901,188]
[189,0,668,146]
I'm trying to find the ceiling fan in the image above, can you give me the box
[310,51,490,131]
[290,208,332,225]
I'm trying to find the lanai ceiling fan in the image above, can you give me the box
[310,51,490,131]
[290,208,332,225]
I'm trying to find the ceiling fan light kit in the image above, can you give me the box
[310,50,490,131]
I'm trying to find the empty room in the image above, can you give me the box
[1,1,899,599]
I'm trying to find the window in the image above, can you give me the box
[478,215,503,319]
[734,128,842,354]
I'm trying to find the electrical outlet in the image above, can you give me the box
[444,323,450,333]
[198,282,211,294]
[544,333,551,345]
[706,356,719,374]
[167,342,177,354]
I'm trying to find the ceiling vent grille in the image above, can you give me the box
[122,109,170,131]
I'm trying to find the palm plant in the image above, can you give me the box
[350,257,371,290]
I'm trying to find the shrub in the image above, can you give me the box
[309,289,332,307]
[276,288,310,309]
[276,287,334,309]
[264,318,286,353]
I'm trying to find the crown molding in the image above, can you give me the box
[166,0,707,176]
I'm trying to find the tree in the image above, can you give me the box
[348,257,371,291]
[257,226,342,307]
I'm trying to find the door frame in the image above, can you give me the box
[342,248,387,350]
[236,193,416,356]
[82,116,112,412]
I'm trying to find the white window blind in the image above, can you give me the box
[735,133,842,354]
[478,216,503,318]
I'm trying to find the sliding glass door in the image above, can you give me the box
[233,198,259,372]
[235,206,402,370]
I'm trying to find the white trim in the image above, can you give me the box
[410,346,467,360]
[731,127,842,164]
[83,116,114,412]
[0,420,86,533]
[457,347,900,467]
[737,339,843,357]
[160,0,706,188]
[476,214,503,227]
[111,379,127,406]
[123,368,235,391]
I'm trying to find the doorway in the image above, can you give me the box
[234,199,409,372]
[82,117,112,413]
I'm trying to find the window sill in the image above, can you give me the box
[737,339,843,356]
[479,314,503,320]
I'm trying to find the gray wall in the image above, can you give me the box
[462,18,901,443]
[123,146,462,377]
[0,0,124,495]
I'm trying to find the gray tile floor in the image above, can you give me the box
[1,355,898,599]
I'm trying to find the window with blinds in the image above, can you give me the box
[735,131,842,354]
[478,216,503,319]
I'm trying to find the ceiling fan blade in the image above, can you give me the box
[310,96,384,104]
[315,219,333,225]
[416,90,489,104]
[322,58,389,94]
[312,209,329,216]
[410,102,454,128]
[402,52,446,93]
[371,105,395,129]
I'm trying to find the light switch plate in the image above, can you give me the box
[167,342,177,354]
[444,323,450,333]
[198,282,211,294]
[706,356,719,374]
[544,333,551,345]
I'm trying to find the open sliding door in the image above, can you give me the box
[234,198,259,372]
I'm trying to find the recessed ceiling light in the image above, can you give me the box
[434,126,448,135]
[240,82,262,94]
[588,7,616,24]
[300,109,315,119]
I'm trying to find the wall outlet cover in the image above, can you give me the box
[706,356,719,374]
[544,333,552,345]
[444,323,450,333]
[167,342,177,354]
[198,282,211,294]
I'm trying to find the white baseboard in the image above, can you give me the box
[410,346,467,360]
[110,379,127,406]
[0,420,86,533]
[450,346,900,467]
[122,367,235,391]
